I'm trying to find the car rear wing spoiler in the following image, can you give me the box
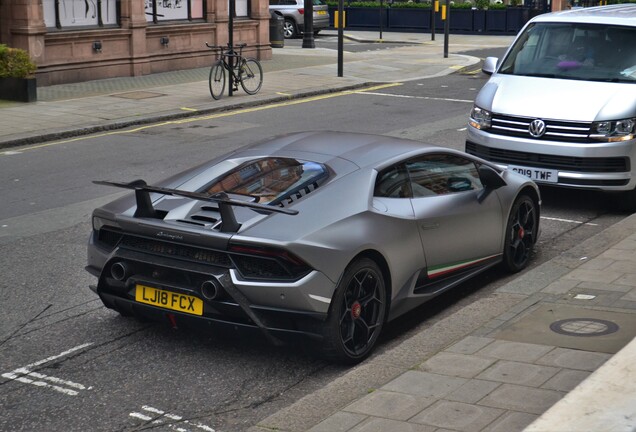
[93,179,298,233]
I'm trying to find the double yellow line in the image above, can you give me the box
[1,83,403,155]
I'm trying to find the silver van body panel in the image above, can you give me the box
[467,4,636,193]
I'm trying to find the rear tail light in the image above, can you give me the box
[298,8,304,14]
[229,244,312,281]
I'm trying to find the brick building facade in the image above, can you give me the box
[0,0,271,86]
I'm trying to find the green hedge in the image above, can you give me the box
[391,2,431,8]
[325,1,487,8]
[0,44,36,78]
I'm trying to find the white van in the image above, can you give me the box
[466,4,636,210]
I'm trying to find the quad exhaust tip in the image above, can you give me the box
[110,262,128,281]
[201,279,223,301]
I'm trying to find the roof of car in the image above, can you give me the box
[533,4,636,25]
[247,131,441,168]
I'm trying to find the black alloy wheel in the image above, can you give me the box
[322,258,386,364]
[503,194,538,273]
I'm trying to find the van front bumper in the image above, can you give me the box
[466,127,636,192]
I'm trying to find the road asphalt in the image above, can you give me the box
[1,30,635,432]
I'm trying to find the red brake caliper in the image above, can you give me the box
[518,226,525,239]
[351,301,362,320]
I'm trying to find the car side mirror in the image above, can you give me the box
[482,57,498,75]
[477,165,506,203]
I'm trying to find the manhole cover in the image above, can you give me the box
[550,318,619,337]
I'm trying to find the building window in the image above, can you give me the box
[43,0,120,29]
[145,0,205,22]
[231,0,250,17]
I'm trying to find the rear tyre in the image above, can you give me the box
[283,19,297,39]
[321,258,386,364]
[502,194,538,273]
[239,59,263,95]
[209,60,225,100]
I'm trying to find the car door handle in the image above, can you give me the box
[420,222,439,230]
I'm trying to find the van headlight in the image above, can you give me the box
[590,118,636,142]
[469,106,492,130]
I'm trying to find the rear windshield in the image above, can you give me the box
[202,157,329,205]
[499,22,636,83]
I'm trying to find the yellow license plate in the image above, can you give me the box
[317,10,327,14]
[135,284,203,316]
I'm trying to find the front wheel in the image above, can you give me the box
[239,59,263,95]
[502,194,538,273]
[321,258,387,364]
[209,60,225,100]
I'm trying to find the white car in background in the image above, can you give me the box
[269,0,330,39]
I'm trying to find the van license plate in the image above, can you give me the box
[508,165,558,183]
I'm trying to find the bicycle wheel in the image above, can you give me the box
[209,60,226,100]
[239,58,263,95]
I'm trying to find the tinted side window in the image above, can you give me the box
[374,164,411,198]
[406,154,483,197]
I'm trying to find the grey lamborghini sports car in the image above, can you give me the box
[87,131,541,363]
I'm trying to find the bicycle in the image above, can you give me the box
[205,42,263,100]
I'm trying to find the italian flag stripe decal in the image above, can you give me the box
[427,254,501,279]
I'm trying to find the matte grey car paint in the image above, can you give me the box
[87,131,540,343]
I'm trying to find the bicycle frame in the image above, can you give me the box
[206,42,263,100]
[208,43,246,96]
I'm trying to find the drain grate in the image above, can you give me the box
[550,318,619,337]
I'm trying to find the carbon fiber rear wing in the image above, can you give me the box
[93,179,298,233]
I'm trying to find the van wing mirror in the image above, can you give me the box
[482,57,498,75]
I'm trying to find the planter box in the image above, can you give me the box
[328,6,532,34]
[345,7,388,28]
[388,8,431,30]
[473,9,486,32]
[506,7,528,33]
[449,9,472,32]
[0,77,37,102]
[485,9,506,32]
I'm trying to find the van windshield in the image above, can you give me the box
[499,22,636,83]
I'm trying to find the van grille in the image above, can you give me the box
[490,114,592,143]
[466,142,629,173]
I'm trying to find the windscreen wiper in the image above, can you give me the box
[520,73,557,78]
[94,179,298,233]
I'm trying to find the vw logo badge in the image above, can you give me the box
[529,119,546,138]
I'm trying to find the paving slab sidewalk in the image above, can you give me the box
[252,213,636,432]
